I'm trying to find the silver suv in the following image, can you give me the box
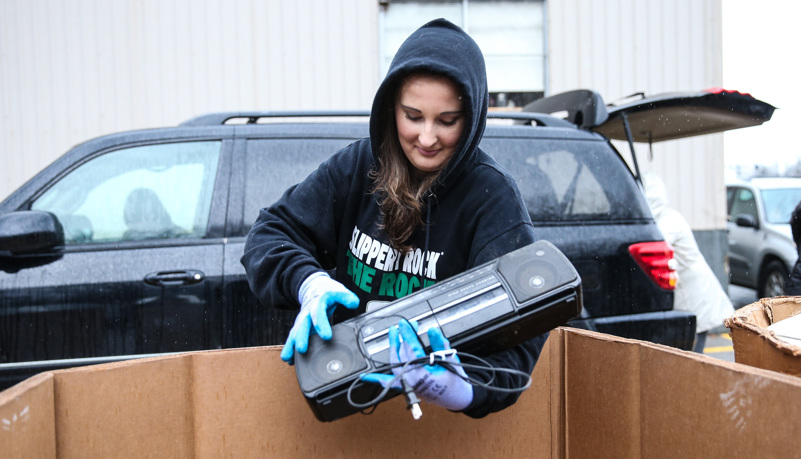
[727,177,801,297]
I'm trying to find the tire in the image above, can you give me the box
[758,260,788,299]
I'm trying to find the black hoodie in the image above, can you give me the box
[242,19,546,418]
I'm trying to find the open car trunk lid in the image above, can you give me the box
[522,88,775,185]
[592,88,776,142]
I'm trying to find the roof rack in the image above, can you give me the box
[179,110,575,128]
[488,111,575,127]
[179,111,371,127]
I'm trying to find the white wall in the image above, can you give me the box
[1,0,725,229]
[548,0,725,229]
[0,0,380,200]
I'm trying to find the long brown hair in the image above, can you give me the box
[370,74,455,252]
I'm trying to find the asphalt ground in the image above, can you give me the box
[703,332,735,362]
[702,284,759,362]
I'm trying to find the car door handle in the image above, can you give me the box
[144,270,205,287]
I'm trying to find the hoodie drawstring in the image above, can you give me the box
[424,194,432,259]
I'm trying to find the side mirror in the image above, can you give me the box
[0,211,65,255]
[734,214,759,230]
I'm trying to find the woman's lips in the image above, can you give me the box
[416,147,439,156]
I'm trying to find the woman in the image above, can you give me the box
[242,19,547,418]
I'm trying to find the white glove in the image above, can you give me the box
[280,272,359,364]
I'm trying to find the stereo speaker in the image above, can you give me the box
[295,331,368,394]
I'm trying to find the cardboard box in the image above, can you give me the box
[724,296,801,376]
[768,311,801,347]
[2,327,801,458]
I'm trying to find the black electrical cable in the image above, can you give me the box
[349,351,532,398]
[345,321,534,414]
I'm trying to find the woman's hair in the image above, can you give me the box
[370,73,459,252]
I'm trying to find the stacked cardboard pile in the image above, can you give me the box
[2,327,800,458]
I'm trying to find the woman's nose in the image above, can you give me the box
[419,124,437,147]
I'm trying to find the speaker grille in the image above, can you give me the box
[295,330,368,393]
[497,240,577,304]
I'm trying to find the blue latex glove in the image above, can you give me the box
[361,320,473,411]
[281,272,359,364]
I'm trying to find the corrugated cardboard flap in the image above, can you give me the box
[560,327,801,458]
[0,336,563,459]
[4,327,801,458]
[0,372,56,458]
[725,297,801,375]
[188,342,558,458]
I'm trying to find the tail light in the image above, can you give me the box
[628,241,677,290]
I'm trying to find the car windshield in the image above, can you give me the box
[760,188,801,224]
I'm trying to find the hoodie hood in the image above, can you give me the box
[370,19,489,187]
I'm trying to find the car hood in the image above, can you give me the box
[768,222,793,241]
[591,88,776,142]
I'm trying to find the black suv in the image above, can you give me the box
[0,89,773,389]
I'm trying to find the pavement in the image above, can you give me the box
[702,284,758,362]
[703,331,735,362]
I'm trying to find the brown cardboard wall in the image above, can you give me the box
[562,331,801,458]
[4,327,801,458]
[53,355,196,458]
[189,344,556,458]
[639,344,801,458]
[729,324,801,375]
[546,325,566,459]
[725,297,801,376]
[0,373,56,458]
[762,296,801,322]
[564,331,642,457]
[2,342,558,458]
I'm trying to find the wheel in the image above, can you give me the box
[758,260,788,299]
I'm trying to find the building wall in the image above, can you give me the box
[1,0,725,233]
[0,0,380,201]
[549,0,725,231]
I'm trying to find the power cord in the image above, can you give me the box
[402,379,423,420]
[345,347,533,419]
[347,316,533,420]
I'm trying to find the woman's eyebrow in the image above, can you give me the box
[400,104,462,116]
[400,104,421,113]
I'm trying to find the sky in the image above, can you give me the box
[722,0,801,172]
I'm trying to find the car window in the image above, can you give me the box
[728,188,757,221]
[241,138,357,234]
[31,141,221,243]
[761,188,801,224]
[481,138,641,221]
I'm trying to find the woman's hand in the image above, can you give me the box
[280,272,359,364]
[361,320,473,411]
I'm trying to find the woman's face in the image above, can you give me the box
[395,74,465,173]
